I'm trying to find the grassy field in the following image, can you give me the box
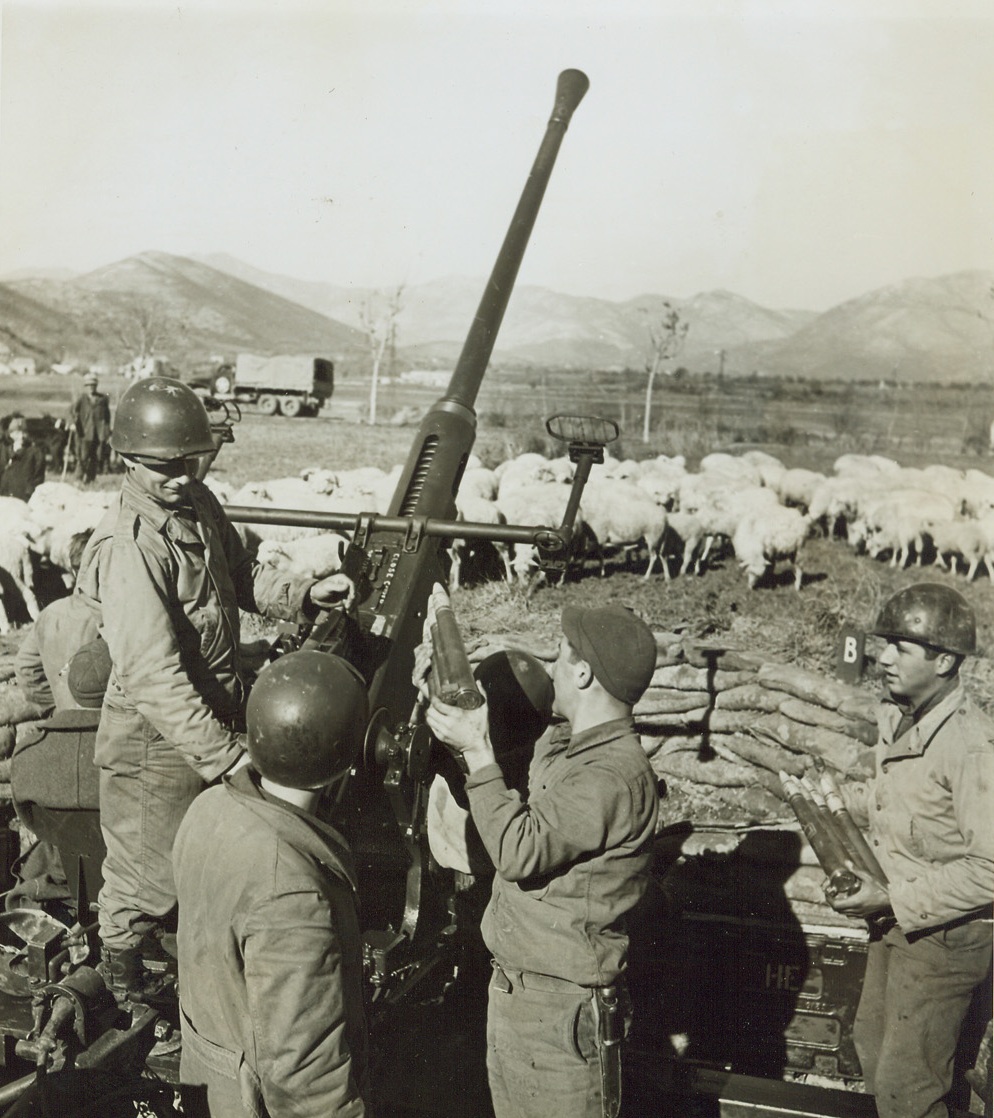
[2,371,993,708]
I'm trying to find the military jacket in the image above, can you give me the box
[844,681,994,933]
[174,768,370,1117]
[467,716,658,986]
[77,475,314,780]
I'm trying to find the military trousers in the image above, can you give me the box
[96,703,205,951]
[485,963,603,1118]
[853,916,993,1118]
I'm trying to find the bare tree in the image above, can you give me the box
[100,294,179,374]
[359,285,405,425]
[642,301,689,442]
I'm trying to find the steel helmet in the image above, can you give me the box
[111,377,216,458]
[246,651,368,789]
[872,583,977,656]
[474,649,554,756]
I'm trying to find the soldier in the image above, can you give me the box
[76,377,356,1002]
[828,583,994,1118]
[174,650,372,1118]
[14,530,97,715]
[70,372,111,483]
[425,604,659,1118]
[0,415,46,501]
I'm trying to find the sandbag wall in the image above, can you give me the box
[634,633,880,926]
[637,635,878,817]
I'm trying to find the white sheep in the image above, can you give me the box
[740,450,787,490]
[634,455,687,510]
[773,467,826,512]
[578,478,669,579]
[0,499,42,632]
[255,533,349,580]
[229,478,357,549]
[848,488,957,567]
[863,515,926,569]
[496,482,587,591]
[657,510,707,579]
[731,505,810,590]
[698,452,764,488]
[677,478,780,571]
[449,493,512,592]
[923,518,994,582]
[456,466,499,502]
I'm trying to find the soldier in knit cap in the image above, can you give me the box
[425,603,660,1118]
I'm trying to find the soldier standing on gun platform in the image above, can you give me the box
[826,583,993,1118]
[424,602,659,1118]
[77,377,356,1003]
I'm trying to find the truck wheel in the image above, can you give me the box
[258,395,279,416]
[280,396,303,418]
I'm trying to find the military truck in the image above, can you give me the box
[205,353,334,417]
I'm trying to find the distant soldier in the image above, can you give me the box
[70,373,111,483]
[0,415,46,501]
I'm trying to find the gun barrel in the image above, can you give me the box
[389,70,589,526]
[443,69,589,414]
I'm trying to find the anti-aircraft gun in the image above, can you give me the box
[222,67,614,1005]
[0,67,619,1112]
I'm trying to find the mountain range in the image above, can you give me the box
[1,250,991,383]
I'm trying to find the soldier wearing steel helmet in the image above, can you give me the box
[76,377,356,1003]
[827,583,993,1118]
[173,651,372,1118]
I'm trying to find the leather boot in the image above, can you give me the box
[97,946,165,1006]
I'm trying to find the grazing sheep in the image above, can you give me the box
[731,506,810,590]
[457,466,499,503]
[657,510,707,579]
[864,516,926,569]
[923,518,994,582]
[496,482,587,593]
[449,493,512,592]
[578,479,669,579]
[0,499,42,632]
[740,450,787,490]
[677,479,780,572]
[773,467,826,512]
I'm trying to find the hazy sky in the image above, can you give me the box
[1,0,991,310]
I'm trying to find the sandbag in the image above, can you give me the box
[753,715,873,776]
[707,732,807,777]
[757,663,858,710]
[714,684,783,713]
[652,664,757,692]
[635,688,711,715]
[778,698,879,746]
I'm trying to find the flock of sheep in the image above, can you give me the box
[3,447,994,633]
